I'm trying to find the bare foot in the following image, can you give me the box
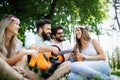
[25,69,40,80]
[13,66,25,74]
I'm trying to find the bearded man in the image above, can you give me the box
[25,19,71,80]
[25,19,58,53]
[51,26,73,61]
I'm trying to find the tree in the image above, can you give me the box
[0,0,109,43]
[112,0,120,30]
[114,47,120,69]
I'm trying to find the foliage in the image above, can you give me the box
[111,69,120,76]
[0,73,13,80]
[108,47,120,70]
[0,0,109,42]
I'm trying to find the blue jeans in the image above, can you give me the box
[68,60,110,80]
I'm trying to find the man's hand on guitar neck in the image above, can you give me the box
[50,46,59,55]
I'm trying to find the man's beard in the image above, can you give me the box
[42,31,50,41]
[56,37,65,42]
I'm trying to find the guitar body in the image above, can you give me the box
[29,52,65,70]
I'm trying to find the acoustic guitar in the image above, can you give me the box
[28,47,73,78]
[28,51,65,70]
[28,49,74,69]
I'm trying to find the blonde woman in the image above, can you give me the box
[0,15,39,80]
[68,25,111,80]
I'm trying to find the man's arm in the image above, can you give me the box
[29,43,59,55]
[25,34,59,55]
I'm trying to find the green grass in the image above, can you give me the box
[111,69,120,76]
[0,73,13,80]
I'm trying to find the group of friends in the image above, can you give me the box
[0,14,111,80]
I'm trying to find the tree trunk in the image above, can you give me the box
[113,1,120,30]
[117,51,120,69]
[112,53,116,70]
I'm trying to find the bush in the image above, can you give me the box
[111,70,120,76]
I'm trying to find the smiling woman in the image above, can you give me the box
[0,14,39,80]
[6,16,20,35]
[68,25,111,80]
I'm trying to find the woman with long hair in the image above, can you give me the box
[68,25,111,80]
[0,14,39,80]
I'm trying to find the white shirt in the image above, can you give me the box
[53,40,73,60]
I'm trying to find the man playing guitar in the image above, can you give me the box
[25,19,71,80]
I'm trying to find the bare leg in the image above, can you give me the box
[46,61,71,80]
[0,57,25,80]
[24,69,41,80]
[15,55,27,68]
[14,56,40,80]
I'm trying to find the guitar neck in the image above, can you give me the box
[57,49,74,55]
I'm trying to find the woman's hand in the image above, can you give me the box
[76,53,84,61]
[77,54,90,61]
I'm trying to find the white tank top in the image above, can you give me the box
[81,39,97,57]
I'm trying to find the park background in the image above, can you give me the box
[0,0,120,79]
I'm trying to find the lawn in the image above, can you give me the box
[111,69,120,76]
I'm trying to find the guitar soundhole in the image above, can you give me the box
[49,57,58,63]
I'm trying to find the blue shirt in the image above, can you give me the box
[25,33,52,49]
